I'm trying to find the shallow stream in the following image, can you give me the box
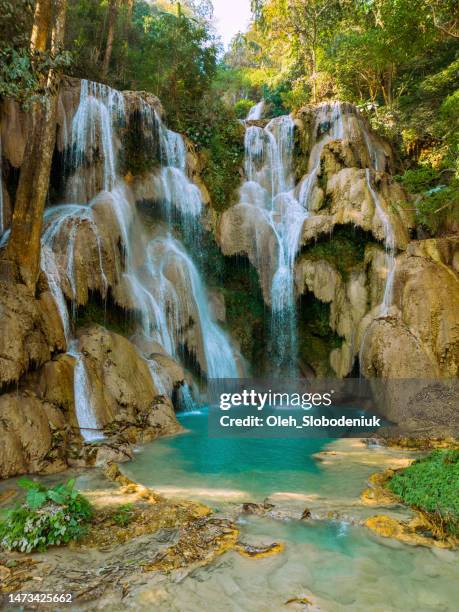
[119,408,459,611]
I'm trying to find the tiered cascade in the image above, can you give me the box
[220,100,401,376]
[37,79,239,437]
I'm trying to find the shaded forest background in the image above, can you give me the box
[1,0,458,234]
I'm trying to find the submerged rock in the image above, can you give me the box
[241,501,275,515]
[235,541,284,558]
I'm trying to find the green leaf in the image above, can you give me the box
[47,490,65,505]
[26,489,47,510]
[17,477,40,491]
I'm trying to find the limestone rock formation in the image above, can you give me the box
[0,324,183,478]
[295,257,368,377]
[361,249,459,379]
[0,378,72,479]
[76,324,181,433]
[0,279,66,387]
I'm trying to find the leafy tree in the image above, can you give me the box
[2,0,69,289]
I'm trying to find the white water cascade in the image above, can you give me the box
[365,169,396,315]
[68,342,103,441]
[247,100,265,121]
[66,80,125,203]
[238,101,398,375]
[241,112,308,372]
[37,79,239,438]
[145,235,240,378]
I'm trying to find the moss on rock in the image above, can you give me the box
[297,294,342,376]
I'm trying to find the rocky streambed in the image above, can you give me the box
[1,411,458,611]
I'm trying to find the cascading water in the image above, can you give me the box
[66,79,125,203]
[247,100,265,121]
[68,342,102,442]
[240,112,308,373]
[142,103,203,244]
[238,100,398,376]
[365,169,396,315]
[37,79,239,439]
[145,235,239,379]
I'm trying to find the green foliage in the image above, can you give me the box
[75,296,136,336]
[0,47,72,107]
[66,1,218,130]
[261,81,290,117]
[112,503,134,527]
[416,181,459,235]
[388,450,459,537]
[298,294,342,376]
[396,167,459,235]
[395,167,440,194]
[200,106,245,212]
[221,257,268,372]
[0,0,34,49]
[0,0,72,107]
[299,225,369,281]
[234,98,254,119]
[0,479,92,553]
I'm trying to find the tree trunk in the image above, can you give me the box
[2,0,67,289]
[102,0,118,80]
[126,0,134,21]
[30,0,52,53]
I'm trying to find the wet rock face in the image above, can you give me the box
[361,250,459,381]
[0,280,66,388]
[318,166,411,249]
[76,324,181,431]
[0,319,183,478]
[0,392,69,479]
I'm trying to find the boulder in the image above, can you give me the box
[0,280,66,387]
[76,324,180,432]
[0,393,68,479]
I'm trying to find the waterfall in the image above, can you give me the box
[240,111,308,373]
[178,382,198,413]
[237,101,398,376]
[40,245,71,342]
[361,121,396,315]
[66,79,125,203]
[139,103,203,244]
[36,78,239,441]
[247,100,265,121]
[144,235,239,378]
[68,342,102,442]
[358,119,397,375]
[365,169,396,315]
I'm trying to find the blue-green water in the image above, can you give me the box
[125,408,329,501]
[123,409,459,611]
